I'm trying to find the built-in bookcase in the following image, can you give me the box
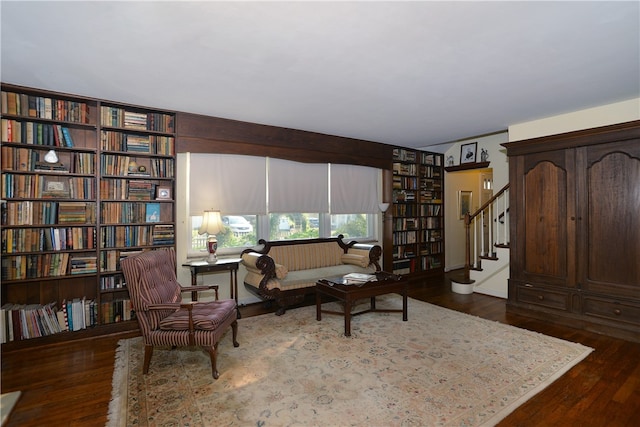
[98,101,176,316]
[0,84,176,348]
[391,148,444,276]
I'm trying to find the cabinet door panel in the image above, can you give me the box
[521,151,574,286]
[580,141,640,297]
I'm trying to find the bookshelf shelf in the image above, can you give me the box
[1,83,176,348]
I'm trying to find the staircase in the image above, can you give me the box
[451,183,510,298]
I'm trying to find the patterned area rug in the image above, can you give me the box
[107,296,592,426]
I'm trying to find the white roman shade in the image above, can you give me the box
[268,158,329,213]
[330,164,379,214]
[189,153,267,215]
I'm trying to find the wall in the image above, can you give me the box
[440,132,509,271]
[508,98,640,141]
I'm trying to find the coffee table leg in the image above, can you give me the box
[344,300,352,336]
[403,291,408,321]
[316,290,322,321]
[370,296,376,310]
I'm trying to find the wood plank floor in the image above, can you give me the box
[2,273,639,426]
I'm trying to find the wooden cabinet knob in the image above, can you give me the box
[537,295,544,301]
[613,309,621,316]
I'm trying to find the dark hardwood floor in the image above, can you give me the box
[2,272,639,426]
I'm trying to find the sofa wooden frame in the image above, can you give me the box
[241,235,382,315]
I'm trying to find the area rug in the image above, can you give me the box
[107,296,592,427]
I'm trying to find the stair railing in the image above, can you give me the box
[462,183,510,283]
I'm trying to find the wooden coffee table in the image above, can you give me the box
[315,272,408,336]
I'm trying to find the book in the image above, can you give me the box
[61,127,74,147]
[145,203,160,222]
[343,273,376,284]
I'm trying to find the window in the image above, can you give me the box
[186,154,381,256]
[190,215,257,256]
[268,213,320,240]
[330,214,372,239]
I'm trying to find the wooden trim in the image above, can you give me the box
[444,161,490,172]
[502,120,640,156]
[176,112,393,169]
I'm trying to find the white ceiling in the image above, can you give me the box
[1,1,639,151]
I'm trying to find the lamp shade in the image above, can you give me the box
[198,210,224,235]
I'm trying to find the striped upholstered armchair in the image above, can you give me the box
[121,248,239,379]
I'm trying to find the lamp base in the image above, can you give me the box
[206,236,218,263]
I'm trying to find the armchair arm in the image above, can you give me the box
[180,284,219,301]
[149,302,198,344]
[147,302,194,311]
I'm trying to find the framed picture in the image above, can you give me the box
[155,186,171,200]
[458,190,472,219]
[145,202,161,222]
[460,142,477,164]
[42,176,70,198]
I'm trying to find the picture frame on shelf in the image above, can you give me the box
[458,190,472,220]
[42,176,70,198]
[155,186,171,200]
[460,142,477,164]
[145,202,161,222]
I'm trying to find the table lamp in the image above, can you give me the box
[198,210,224,263]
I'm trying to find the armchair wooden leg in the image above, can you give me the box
[143,344,154,374]
[231,320,240,348]
[205,345,219,379]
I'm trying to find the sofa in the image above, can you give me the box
[241,235,381,315]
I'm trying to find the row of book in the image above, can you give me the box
[0,298,134,343]
[0,253,97,280]
[1,253,69,279]
[393,230,418,246]
[392,149,443,167]
[393,162,417,176]
[1,226,96,253]
[393,176,418,190]
[99,179,161,201]
[152,224,175,245]
[1,147,94,174]
[101,131,149,152]
[100,249,144,274]
[1,201,96,226]
[100,154,174,178]
[1,91,91,124]
[420,241,444,255]
[100,225,175,248]
[100,273,127,290]
[100,202,163,224]
[1,119,76,147]
[70,255,98,275]
[100,106,174,133]
[393,148,417,162]
[1,174,94,199]
[393,217,419,230]
[100,131,174,155]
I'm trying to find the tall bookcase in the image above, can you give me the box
[390,148,444,276]
[1,84,176,348]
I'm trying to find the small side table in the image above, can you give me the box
[182,258,242,317]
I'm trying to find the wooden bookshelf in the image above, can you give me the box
[390,148,444,277]
[1,84,176,349]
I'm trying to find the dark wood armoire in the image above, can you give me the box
[503,120,640,342]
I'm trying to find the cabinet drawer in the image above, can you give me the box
[516,284,569,311]
[583,296,640,327]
